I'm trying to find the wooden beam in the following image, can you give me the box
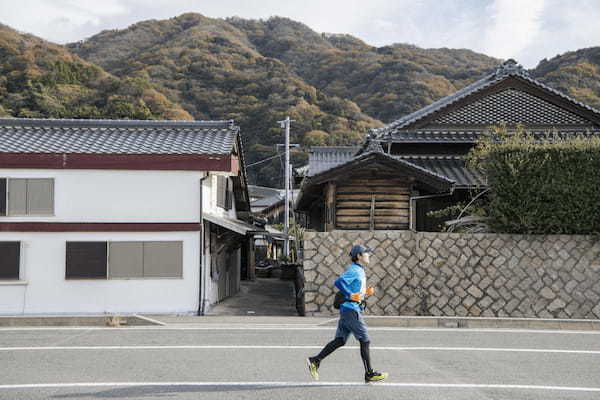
[337,194,410,201]
[324,182,336,232]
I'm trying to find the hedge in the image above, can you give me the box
[476,131,600,234]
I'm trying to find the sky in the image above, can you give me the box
[1,0,599,68]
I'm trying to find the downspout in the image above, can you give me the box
[198,172,210,316]
[409,192,453,232]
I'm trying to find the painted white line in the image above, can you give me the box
[132,315,167,326]
[1,381,600,392]
[1,326,600,335]
[1,345,599,355]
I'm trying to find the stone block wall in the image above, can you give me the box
[303,231,600,318]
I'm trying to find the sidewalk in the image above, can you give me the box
[2,313,600,330]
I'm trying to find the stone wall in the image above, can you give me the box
[303,231,600,318]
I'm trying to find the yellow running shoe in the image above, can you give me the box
[306,358,320,381]
[365,371,388,383]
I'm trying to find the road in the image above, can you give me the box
[1,319,600,400]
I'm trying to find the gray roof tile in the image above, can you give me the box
[306,147,484,188]
[373,60,600,139]
[0,118,238,155]
[307,146,361,176]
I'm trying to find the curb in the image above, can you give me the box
[0,315,162,327]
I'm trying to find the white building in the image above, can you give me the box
[0,118,260,315]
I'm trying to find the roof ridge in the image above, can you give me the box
[0,118,237,130]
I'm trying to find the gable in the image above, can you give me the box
[430,88,592,126]
[374,60,600,137]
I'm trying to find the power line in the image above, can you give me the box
[246,153,283,168]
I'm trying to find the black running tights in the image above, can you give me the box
[314,338,373,374]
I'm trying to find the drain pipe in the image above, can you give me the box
[198,173,210,316]
[409,192,453,232]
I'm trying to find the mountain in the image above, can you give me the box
[227,17,501,122]
[0,23,191,120]
[2,14,600,186]
[532,47,600,110]
[66,13,502,185]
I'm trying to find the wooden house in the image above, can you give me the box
[295,59,600,231]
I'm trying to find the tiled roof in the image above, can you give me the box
[306,146,361,176]
[387,129,600,143]
[373,60,600,138]
[305,146,484,188]
[394,155,485,188]
[432,89,589,125]
[0,118,238,155]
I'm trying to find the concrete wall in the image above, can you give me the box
[0,169,239,315]
[303,231,600,318]
[0,231,200,315]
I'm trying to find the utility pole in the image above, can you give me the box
[278,116,294,258]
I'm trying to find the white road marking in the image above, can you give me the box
[1,381,600,392]
[1,345,599,355]
[1,326,600,334]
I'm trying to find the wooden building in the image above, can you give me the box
[296,59,600,232]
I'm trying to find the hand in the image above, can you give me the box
[350,293,361,302]
[366,286,375,296]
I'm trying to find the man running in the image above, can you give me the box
[307,244,388,383]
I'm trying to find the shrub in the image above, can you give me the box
[468,124,600,234]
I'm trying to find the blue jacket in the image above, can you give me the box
[334,262,367,313]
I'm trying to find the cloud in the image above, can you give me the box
[482,0,545,61]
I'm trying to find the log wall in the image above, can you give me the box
[334,178,411,230]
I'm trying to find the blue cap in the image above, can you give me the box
[349,244,374,257]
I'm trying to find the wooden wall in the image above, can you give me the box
[333,177,411,230]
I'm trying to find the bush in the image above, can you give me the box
[468,125,600,234]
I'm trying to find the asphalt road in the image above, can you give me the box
[1,322,600,400]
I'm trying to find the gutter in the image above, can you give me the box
[198,172,210,316]
[409,192,453,231]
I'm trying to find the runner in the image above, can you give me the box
[306,244,388,383]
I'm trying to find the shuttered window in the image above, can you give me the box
[225,179,233,210]
[66,242,108,279]
[27,179,54,215]
[5,178,54,216]
[0,242,20,279]
[108,242,144,278]
[8,179,27,215]
[216,176,226,208]
[142,242,183,278]
[104,241,183,279]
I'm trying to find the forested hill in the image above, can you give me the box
[0,23,191,121]
[65,13,500,185]
[1,14,600,186]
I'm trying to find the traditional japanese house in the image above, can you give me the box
[295,59,600,231]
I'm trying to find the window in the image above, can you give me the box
[67,241,183,279]
[0,242,20,279]
[108,242,144,278]
[0,179,6,216]
[1,178,54,216]
[66,242,107,279]
[142,242,183,278]
[216,176,232,211]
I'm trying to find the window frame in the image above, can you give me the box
[66,240,184,281]
[0,241,22,281]
[2,177,55,217]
